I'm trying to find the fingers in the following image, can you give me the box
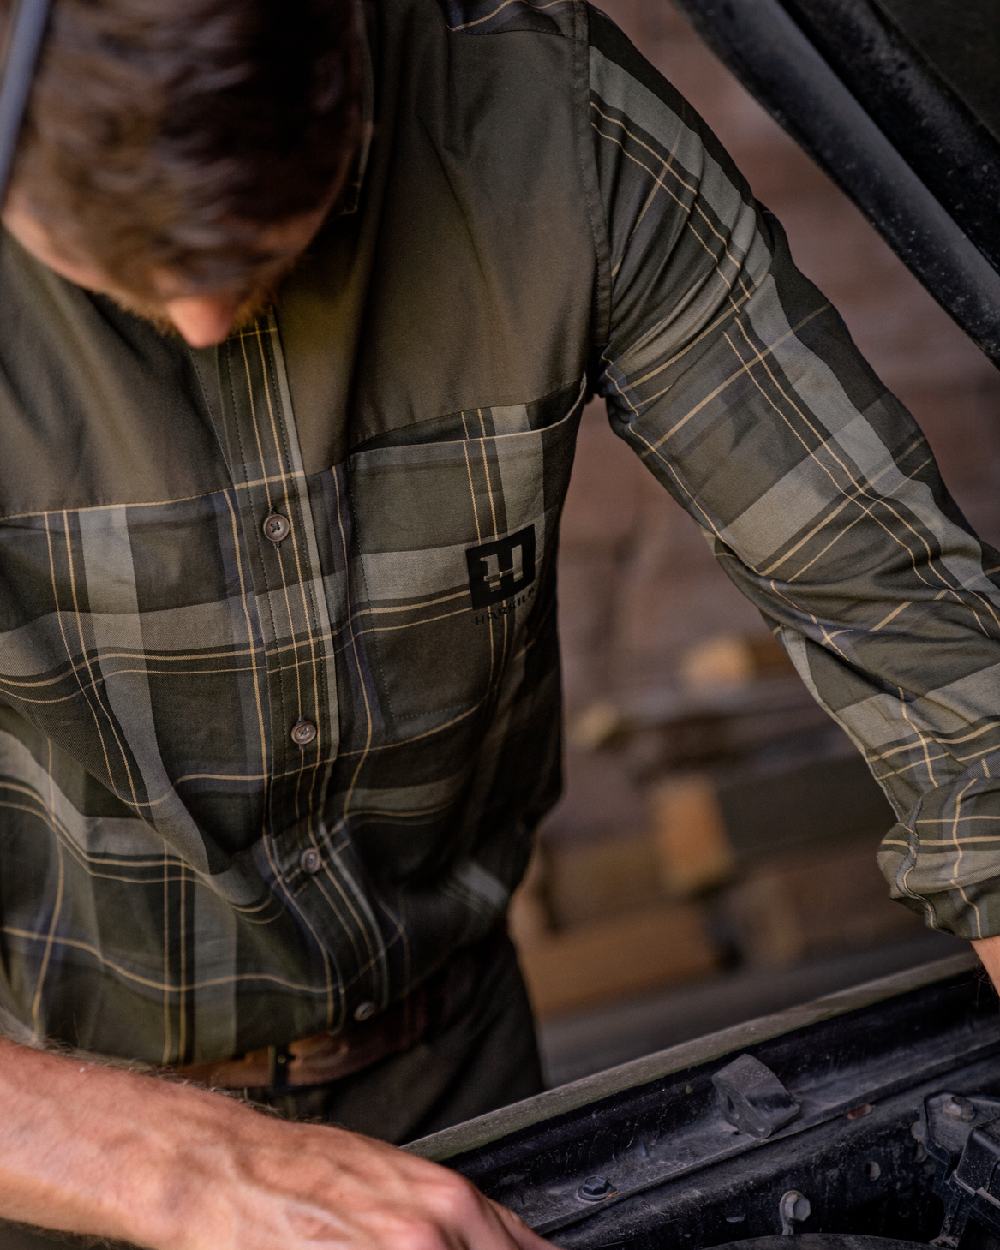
[487,1197,558,1250]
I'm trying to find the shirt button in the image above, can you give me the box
[263,512,291,545]
[300,847,323,874]
[354,1001,377,1023]
[290,718,317,747]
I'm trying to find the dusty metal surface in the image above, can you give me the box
[410,953,977,1161]
[412,955,1000,1249]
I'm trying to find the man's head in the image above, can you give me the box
[0,0,364,345]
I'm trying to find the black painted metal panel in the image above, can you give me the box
[413,957,1000,1249]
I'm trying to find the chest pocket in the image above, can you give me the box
[346,380,586,734]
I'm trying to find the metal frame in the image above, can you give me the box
[670,0,1000,369]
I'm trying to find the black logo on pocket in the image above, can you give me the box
[466,526,537,610]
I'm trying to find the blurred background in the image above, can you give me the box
[514,0,1000,1088]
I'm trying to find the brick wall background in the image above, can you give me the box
[520,0,1000,1049]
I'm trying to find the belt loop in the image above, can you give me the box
[269,1043,293,1090]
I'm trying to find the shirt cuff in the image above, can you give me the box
[879,814,1000,940]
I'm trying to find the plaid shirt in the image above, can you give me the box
[1,0,996,1065]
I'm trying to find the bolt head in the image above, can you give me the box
[943,1095,976,1122]
[578,1176,615,1202]
[780,1190,812,1223]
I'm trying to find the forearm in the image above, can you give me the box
[0,1036,551,1250]
[972,937,1000,995]
[0,1036,241,1247]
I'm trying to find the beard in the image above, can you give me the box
[107,276,284,341]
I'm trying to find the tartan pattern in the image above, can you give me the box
[438,0,577,34]
[0,0,995,1065]
[0,306,578,1062]
[588,10,1000,940]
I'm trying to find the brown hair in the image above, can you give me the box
[2,0,363,296]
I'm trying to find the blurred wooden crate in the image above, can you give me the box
[518,903,719,1018]
[518,630,904,1015]
[544,833,662,927]
[650,752,894,894]
[721,834,921,966]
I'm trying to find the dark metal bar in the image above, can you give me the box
[670,0,1000,369]
[787,0,1000,275]
[0,0,52,207]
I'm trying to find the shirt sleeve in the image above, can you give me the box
[586,5,1000,939]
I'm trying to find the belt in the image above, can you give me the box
[173,983,430,1090]
[171,928,504,1091]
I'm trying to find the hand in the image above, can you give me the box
[161,1109,555,1250]
[972,935,1000,995]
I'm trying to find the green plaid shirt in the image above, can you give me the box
[0,0,996,1065]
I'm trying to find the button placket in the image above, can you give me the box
[217,313,388,1018]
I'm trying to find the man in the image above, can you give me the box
[1,0,999,1247]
